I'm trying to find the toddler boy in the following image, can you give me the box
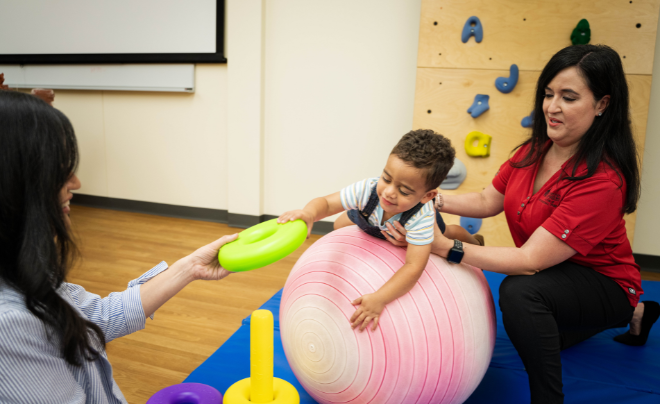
[278,129,480,332]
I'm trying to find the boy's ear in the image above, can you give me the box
[421,188,438,204]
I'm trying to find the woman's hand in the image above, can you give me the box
[278,209,314,237]
[178,233,239,281]
[351,293,386,332]
[382,221,408,247]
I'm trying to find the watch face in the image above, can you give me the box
[447,248,463,264]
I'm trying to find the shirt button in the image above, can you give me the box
[517,211,520,215]
[521,203,525,207]
[527,197,530,200]
[561,234,567,239]
[564,230,569,234]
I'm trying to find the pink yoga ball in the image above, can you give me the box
[280,226,496,404]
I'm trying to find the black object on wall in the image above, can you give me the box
[0,0,226,65]
[634,253,660,273]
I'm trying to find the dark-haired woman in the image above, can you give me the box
[0,90,238,403]
[383,44,660,403]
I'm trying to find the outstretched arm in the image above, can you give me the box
[441,184,505,219]
[385,221,575,276]
[350,243,431,331]
[277,192,344,236]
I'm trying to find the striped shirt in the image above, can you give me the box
[0,261,169,404]
[340,177,435,245]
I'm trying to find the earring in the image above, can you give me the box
[598,112,603,116]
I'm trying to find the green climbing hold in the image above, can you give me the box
[571,19,591,45]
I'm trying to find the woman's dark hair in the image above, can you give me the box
[0,90,105,365]
[514,44,640,213]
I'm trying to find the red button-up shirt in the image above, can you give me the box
[492,142,642,307]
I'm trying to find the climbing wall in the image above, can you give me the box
[414,0,660,247]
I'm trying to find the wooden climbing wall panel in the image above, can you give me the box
[419,0,660,74]
[414,0,659,247]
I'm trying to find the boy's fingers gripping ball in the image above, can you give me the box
[218,219,307,272]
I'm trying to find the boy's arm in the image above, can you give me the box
[278,191,345,236]
[351,243,431,331]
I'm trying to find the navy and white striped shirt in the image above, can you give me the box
[0,262,169,403]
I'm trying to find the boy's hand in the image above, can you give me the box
[278,209,314,237]
[350,293,385,332]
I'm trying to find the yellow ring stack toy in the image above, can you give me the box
[224,310,299,404]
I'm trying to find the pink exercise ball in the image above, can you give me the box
[280,226,496,404]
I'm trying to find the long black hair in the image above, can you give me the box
[0,90,105,365]
[514,44,640,214]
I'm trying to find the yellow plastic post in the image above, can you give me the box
[250,310,274,403]
[223,309,299,404]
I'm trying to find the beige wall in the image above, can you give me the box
[633,20,660,256]
[262,1,422,220]
[54,65,229,210]
[56,0,422,224]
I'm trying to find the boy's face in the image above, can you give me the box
[377,154,438,217]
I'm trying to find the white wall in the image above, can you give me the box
[54,64,229,210]
[262,1,422,221]
[52,0,422,223]
[633,19,660,256]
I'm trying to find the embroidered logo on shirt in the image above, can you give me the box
[540,190,561,207]
[628,287,636,295]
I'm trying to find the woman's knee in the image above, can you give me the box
[499,275,540,311]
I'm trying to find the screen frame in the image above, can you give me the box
[0,0,226,64]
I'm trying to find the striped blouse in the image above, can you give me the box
[0,261,169,403]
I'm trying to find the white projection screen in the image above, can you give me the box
[0,0,225,64]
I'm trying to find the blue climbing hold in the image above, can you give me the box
[467,94,489,118]
[460,217,482,235]
[495,64,519,94]
[461,16,483,43]
[521,111,534,128]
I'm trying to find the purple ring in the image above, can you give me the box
[147,383,222,404]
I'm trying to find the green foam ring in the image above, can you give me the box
[218,218,308,272]
[571,19,591,45]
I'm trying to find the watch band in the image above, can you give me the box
[447,239,464,264]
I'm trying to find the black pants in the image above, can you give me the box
[499,261,634,404]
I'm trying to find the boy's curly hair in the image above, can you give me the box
[391,129,455,191]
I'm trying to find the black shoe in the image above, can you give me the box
[613,301,660,346]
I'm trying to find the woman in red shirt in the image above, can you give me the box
[383,45,659,403]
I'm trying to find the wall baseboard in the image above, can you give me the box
[71,194,334,235]
[634,253,660,273]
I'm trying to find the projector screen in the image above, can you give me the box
[0,0,225,64]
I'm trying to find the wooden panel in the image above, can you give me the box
[624,74,653,244]
[418,0,660,74]
[413,68,652,246]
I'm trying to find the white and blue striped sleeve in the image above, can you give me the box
[340,177,378,211]
[0,310,87,404]
[404,202,436,246]
[65,261,169,343]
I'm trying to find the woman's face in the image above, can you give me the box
[543,66,609,152]
[59,174,81,228]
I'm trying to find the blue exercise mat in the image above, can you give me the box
[185,272,660,403]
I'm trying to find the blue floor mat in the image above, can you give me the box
[185,272,660,403]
